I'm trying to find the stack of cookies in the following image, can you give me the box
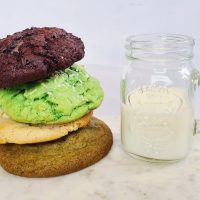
[0,27,113,177]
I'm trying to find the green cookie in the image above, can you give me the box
[0,64,104,124]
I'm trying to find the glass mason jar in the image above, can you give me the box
[121,34,200,162]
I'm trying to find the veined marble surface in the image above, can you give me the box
[0,115,200,200]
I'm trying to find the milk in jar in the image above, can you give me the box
[121,86,195,161]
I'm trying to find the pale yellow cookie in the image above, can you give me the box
[0,112,92,144]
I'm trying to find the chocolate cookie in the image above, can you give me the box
[0,117,113,177]
[0,27,84,88]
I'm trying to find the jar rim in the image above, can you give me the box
[125,33,195,61]
[126,33,195,47]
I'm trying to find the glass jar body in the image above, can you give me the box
[121,58,196,162]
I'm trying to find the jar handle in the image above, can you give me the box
[192,68,200,135]
[194,120,200,135]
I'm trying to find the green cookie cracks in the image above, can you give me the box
[0,64,104,124]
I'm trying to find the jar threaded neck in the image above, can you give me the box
[125,34,194,61]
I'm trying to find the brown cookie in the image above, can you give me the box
[0,117,113,177]
[0,27,84,88]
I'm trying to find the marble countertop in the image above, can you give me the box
[0,65,200,200]
[1,115,200,200]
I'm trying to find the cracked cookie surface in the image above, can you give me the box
[0,27,84,88]
[0,65,103,124]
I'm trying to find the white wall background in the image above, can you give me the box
[0,0,199,67]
